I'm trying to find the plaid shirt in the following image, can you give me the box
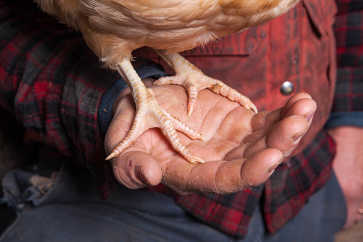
[0,0,362,239]
[333,0,363,112]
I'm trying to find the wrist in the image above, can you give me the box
[99,78,126,136]
[112,78,155,115]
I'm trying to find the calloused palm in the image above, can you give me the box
[105,85,316,194]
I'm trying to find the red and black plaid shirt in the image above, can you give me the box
[0,0,362,238]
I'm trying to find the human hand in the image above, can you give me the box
[105,86,316,194]
[329,126,363,228]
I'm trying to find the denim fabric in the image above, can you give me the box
[0,166,346,242]
[247,172,346,242]
[325,112,363,129]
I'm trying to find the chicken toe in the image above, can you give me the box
[155,51,258,116]
[106,88,205,163]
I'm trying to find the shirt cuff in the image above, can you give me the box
[325,112,363,129]
[98,62,166,136]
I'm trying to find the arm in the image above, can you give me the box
[0,0,111,165]
[0,0,167,167]
[327,0,363,228]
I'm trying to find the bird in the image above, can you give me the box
[34,0,300,163]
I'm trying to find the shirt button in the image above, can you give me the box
[280,81,294,95]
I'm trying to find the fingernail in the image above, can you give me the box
[292,133,303,144]
[268,163,280,174]
[306,113,314,122]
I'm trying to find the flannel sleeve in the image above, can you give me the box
[327,0,363,129]
[0,0,165,167]
[0,0,115,166]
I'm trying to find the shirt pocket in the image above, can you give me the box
[303,0,338,84]
[303,0,337,38]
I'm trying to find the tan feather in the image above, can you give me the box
[35,0,299,66]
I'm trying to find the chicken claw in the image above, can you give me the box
[155,51,258,116]
[106,59,205,164]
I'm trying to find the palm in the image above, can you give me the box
[106,85,316,194]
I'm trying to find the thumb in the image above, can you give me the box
[240,148,283,187]
[111,151,163,189]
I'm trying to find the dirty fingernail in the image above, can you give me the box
[307,115,313,122]
[304,110,315,122]
[292,133,304,144]
[307,114,314,122]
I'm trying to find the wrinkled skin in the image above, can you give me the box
[105,83,316,195]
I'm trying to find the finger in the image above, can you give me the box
[240,148,283,187]
[112,151,162,189]
[267,115,309,156]
[169,148,282,194]
[283,98,317,122]
[244,94,315,157]
[216,148,283,192]
[242,136,267,159]
[281,93,316,122]
[284,92,313,111]
[233,114,310,160]
[225,131,265,160]
[251,92,315,131]
[250,111,275,131]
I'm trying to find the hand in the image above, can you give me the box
[105,86,316,194]
[329,126,363,228]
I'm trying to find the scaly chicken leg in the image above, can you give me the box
[34,0,299,164]
[155,50,257,116]
[105,59,205,163]
[106,54,256,163]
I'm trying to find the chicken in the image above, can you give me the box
[34,0,299,163]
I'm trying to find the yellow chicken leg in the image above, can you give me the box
[106,58,205,164]
[155,50,258,116]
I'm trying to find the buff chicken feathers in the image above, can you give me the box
[34,0,299,163]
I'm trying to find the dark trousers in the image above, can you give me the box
[0,167,346,242]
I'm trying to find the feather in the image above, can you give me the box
[35,0,299,66]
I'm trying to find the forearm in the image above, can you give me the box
[0,0,166,166]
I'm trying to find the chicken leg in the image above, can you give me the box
[155,50,258,116]
[106,58,205,163]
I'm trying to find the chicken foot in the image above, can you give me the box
[155,50,258,116]
[106,58,205,163]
